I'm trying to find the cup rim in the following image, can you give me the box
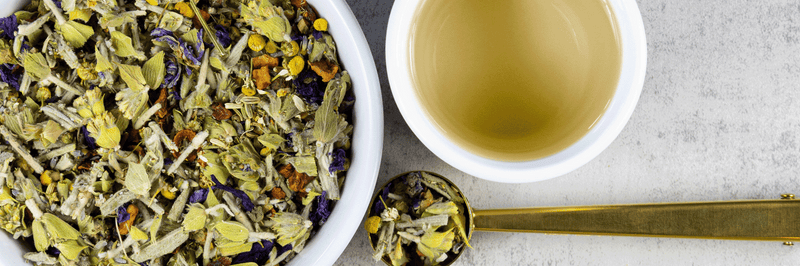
[385,0,648,183]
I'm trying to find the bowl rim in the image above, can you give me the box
[287,0,384,265]
[385,0,647,183]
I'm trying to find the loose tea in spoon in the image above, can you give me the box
[366,172,471,266]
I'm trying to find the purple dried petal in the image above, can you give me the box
[53,0,62,8]
[213,25,232,48]
[181,41,203,66]
[312,30,323,40]
[116,203,131,224]
[0,15,17,39]
[231,240,273,265]
[309,191,331,226]
[188,188,208,203]
[154,35,180,48]
[276,244,292,256]
[170,89,182,100]
[328,149,346,173]
[293,68,324,104]
[81,126,97,150]
[162,59,181,89]
[45,246,60,256]
[210,175,254,212]
[163,157,173,165]
[0,64,20,90]
[150,28,174,38]
[373,200,384,216]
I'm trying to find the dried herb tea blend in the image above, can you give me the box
[0,0,354,265]
[367,172,471,266]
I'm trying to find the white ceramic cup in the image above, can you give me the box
[386,0,647,183]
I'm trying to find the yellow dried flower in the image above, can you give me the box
[77,65,98,81]
[265,40,278,54]
[282,41,300,57]
[35,87,51,102]
[313,18,328,32]
[40,171,54,186]
[276,89,288,97]
[146,0,158,5]
[248,34,266,52]
[160,187,176,200]
[241,85,257,96]
[288,56,304,76]
[174,2,195,18]
[260,148,270,156]
[364,216,381,234]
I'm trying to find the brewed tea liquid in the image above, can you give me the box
[410,0,622,161]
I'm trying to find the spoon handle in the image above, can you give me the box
[472,199,800,241]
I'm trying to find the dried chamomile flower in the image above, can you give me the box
[0,0,353,264]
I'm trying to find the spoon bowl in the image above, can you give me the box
[368,171,800,266]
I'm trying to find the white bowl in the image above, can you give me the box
[0,0,384,265]
[386,0,647,183]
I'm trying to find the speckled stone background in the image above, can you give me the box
[335,0,800,265]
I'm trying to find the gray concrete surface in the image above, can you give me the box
[335,0,800,265]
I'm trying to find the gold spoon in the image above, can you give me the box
[368,171,800,266]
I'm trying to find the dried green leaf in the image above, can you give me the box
[110,31,144,59]
[150,214,162,244]
[32,220,48,252]
[257,133,285,150]
[142,51,165,90]
[424,202,458,216]
[218,242,253,257]
[57,21,94,47]
[417,228,454,260]
[181,204,206,232]
[125,162,150,196]
[22,52,51,81]
[0,39,18,65]
[95,45,113,72]
[41,213,80,240]
[130,226,148,240]
[215,221,250,242]
[117,63,148,91]
[313,73,350,143]
[285,156,317,176]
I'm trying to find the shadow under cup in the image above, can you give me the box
[409,0,623,162]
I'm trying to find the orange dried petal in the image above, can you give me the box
[211,102,232,120]
[173,129,198,161]
[271,187,286,200]
[252,54,279,69]
[277,164,294,179]
[288,171,314,192]
[252,67,272,90]
[309,60,339,82]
